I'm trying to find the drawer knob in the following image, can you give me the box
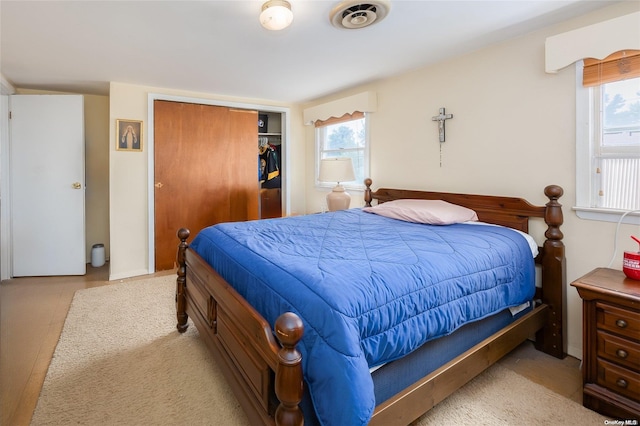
[616,349,629,359]
[616,378,628,389]
[615,319,628,328]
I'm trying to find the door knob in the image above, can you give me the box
[155,182,164,189]
[72,182,82,189]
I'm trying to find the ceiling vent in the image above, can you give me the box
[329,0,391,30]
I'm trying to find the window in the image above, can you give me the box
[315,112,369,188]
[576,51,640,223]
[595,79,640,210]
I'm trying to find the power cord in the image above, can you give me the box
[607,209,640,268]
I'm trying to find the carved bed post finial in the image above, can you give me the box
[364,178,373,207]
[176,228,190,333]
[274,313,304,426]
[543,185,564,244]
[537,185,566,359]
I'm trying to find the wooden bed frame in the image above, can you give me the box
[175,179,566,426]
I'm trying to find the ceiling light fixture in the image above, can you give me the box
[260,0,293,31]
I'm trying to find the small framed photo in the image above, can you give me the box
[116,119,143,151]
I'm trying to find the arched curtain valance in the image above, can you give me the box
[303,91,377,125]
[545,11,640,73]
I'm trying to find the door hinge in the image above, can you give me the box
[8,111,11,119]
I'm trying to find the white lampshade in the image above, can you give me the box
[260,0,293,31]
[318,157,355,184]
[319,158,355,211]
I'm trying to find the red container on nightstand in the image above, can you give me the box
[623,250,640,280]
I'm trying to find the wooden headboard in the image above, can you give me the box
[363,178,564,234]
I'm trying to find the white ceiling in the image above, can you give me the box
[0,0,621,103]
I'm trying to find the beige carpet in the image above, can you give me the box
[32,275,606,425]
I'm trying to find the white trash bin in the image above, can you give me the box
[91,243,105,267]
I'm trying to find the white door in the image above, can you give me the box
[10,95,86,276]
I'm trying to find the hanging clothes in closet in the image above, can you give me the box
[259,137,281,189]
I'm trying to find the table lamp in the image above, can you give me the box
[318,157,355,211]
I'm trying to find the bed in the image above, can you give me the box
[175,179,566,425]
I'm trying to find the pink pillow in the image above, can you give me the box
[363,199,478,225]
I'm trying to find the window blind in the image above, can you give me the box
[583,50,640,87]
[314,111,365,128]
[599,158,640,210]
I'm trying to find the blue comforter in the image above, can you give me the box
[190,208,535,426]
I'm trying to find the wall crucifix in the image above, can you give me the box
[431,107,453,142]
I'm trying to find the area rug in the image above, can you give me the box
[32,275,607,425]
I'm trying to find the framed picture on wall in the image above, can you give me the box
[116,119,143,151]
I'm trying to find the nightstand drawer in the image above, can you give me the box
[596,302,640,339]
[597,358,640,402]
[597,330,640,372]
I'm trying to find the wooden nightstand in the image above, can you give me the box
[572,268,640,420]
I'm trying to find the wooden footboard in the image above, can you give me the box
[175,181,566,426]
[176,229,304,426]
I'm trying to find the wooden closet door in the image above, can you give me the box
[154,100,259,271]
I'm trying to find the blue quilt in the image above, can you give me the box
[190,209,535,426]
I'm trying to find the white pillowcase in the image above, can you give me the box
[463,221,539,257]
[363,199,478,225]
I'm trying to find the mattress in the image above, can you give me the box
[190,208,536,426]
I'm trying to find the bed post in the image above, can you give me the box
[176,228,190,333]
[536,185,566,359]
[364,178,373,207]
[274,313,304,426]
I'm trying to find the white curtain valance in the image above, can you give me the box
[545,11,640,73]
[303,91,377,125]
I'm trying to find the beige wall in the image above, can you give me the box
[108,82,303,280]
[84,95,110,262]
[302,1,640,359]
